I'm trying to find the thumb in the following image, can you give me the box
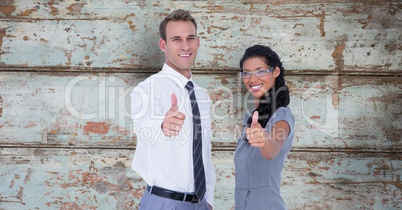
[171,93,178,110]
[251,111,259,127]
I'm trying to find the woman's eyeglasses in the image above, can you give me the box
[239,66,274,79]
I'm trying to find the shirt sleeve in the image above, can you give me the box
[130,80,165,142]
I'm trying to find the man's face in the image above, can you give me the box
[159,21,200,77]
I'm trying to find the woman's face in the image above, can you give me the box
[242,57,280,100]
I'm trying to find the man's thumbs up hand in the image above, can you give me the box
[162,93,186,137]
[170,92,178,111]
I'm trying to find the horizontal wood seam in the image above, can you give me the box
[0,144,401,153]
[0,67,401,77]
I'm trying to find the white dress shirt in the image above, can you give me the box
[130,63,216,206]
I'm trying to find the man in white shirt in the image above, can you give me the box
[130,9,215,210]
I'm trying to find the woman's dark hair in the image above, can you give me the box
[240,45,290,128]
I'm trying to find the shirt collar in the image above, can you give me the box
[161,63,193,89]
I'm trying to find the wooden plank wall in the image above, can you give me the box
[1,1,401,209]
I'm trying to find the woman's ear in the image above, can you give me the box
[273,66,281,78]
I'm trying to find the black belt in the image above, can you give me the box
[146,185,200,203]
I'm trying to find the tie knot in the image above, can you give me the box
[185,81,194,91]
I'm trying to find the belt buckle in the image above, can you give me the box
[191,196,199,203]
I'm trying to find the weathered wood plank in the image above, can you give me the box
[1,148,400,209]
[0,72,400,150]
[0,19,162,68]
[0,147,141,209]
[283,151,402,210]
[0,72,143,145]
[289,75,402,151]
[0,1,401,209]
[2,1,400,20]
[1,1,400,71]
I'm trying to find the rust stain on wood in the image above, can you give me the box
[310,115,321,119]
[0,0,16,17]
[0,28,6,52]
[124,14,137,31]
[48,129,59,135]
[83,122,111,135]
[16,186,25,205]
[17,8,37,17]
[220,78,230,86]
[0,95,3,117]
[66,3,86,16]
[23,121,36,128]
[64,50,72,66]
[332,41,346,71]
[368,94,402,103]
[60,202,97,210]
[314,10,326,37]
[385,43,398,53]
[394,175,401,190]
[9,178,15,188]
[23,168,32,184]
[47,1,60,17]
[207,25,230,34]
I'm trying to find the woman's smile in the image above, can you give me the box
[250,84,263,91]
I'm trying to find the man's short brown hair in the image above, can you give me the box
[159,9,198,41]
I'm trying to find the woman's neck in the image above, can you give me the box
[254,99,259,108]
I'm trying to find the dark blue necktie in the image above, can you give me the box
[185,81,206,200]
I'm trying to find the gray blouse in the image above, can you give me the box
[234,107,295,210]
